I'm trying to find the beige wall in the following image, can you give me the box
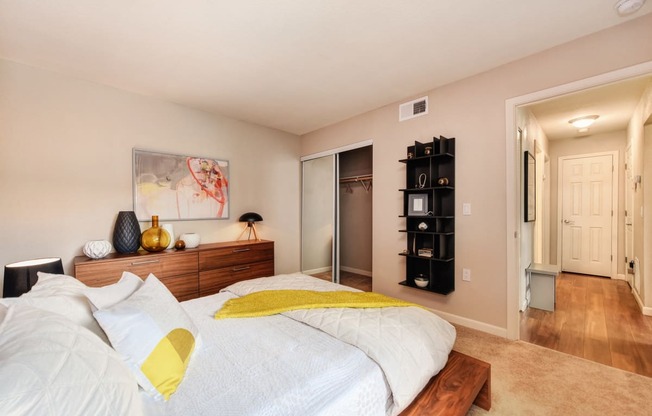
[629,80,652,307]
[0,59,301,294]
[300,14,652,331]
[548,131,627,275]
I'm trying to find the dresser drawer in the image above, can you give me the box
[159,272,199,302]
[199,260,274,297]
[199,241,273,270]
[75,252,198,287]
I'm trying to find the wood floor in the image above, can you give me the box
[311,270,372,292]
[520,272,652,378]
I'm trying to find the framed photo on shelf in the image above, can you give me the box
[408,193,428,216]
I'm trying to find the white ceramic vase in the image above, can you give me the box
[180,233,201,248]
[83,240,112,259]
[162,224,175,249]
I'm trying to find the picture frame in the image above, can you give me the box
[524,150,536,222]
[133,149,230,221]
[408,193,429,216]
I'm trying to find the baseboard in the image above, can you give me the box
[427,309,508,338]
[632,287,652,316]
[340,266,372,277]
[302,266,332,275]
[614,273,626,281]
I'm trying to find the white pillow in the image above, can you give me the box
[84,271,143,310]
[0,304,143,416]
[94,273,199,401]
[0,272,109,343]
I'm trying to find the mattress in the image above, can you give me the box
[141,290,392,416]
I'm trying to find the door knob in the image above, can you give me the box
[563,219,574,224]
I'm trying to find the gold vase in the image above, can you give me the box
[140,215,171,252]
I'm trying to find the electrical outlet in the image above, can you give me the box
[462,268,471,282]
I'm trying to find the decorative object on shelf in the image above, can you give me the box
[82,240,112,259]
[113,211,141,254]
[407,151,414,159]
[140,215,171,252]
[238,212,263,241]
[414,275,429,288]
[180,233,201,248]
[408,194,428,216]
[162,224,176,249]
[417,173,427,188]
[133,149,230,221]
[174,240,186,250]
[400,136,455,295]
[3,257,64,298]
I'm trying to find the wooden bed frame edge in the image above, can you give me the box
[399,350,491,416]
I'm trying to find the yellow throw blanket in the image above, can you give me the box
[214,290,420,319]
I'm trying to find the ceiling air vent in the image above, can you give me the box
[399,96,428,122]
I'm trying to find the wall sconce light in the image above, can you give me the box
[237,212,263,241]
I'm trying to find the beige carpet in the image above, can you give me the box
[453,325,652,416]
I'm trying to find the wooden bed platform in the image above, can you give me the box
[400,350,491,416]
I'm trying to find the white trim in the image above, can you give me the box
[429,309,508,338]
[340,266,372,277]
[505,60,652,341]
[615,273,626,281]
[302,266,332,275]
[632,287,652,316]
[301,139,373,161]
[556,151,619,279]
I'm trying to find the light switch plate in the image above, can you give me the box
[463,203,471,216]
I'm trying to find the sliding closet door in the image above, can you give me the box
[301,155,340,283]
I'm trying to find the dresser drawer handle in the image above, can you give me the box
[232,248,251,253]
[130,259,160,266]
[232,266,250,272]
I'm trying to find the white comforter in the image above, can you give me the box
[223,274,456,416]
[143,284,391,416]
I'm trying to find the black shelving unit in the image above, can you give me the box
[399,136,455,295]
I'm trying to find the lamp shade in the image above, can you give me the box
[238,212,263,223]
[3,257,64,298]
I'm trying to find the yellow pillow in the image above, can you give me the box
[93,273,198,401]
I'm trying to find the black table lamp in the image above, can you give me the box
[237,212,263,241]
[3,257,64,298]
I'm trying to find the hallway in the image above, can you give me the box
[520,272,652,377]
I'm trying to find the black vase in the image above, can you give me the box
[113,211,141,253]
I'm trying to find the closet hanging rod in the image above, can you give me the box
[339,174,373,184]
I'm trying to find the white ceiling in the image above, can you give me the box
[527,75,652,140]
[0,1,650,135]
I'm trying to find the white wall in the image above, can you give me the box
[0,59,301,294]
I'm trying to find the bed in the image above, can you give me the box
[0,271,490,416]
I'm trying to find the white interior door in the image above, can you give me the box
[560,154,614,277]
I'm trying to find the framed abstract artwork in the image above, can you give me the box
[133,149,230,221]
[524,150,535,222]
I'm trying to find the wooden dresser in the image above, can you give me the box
[74,240,274,301]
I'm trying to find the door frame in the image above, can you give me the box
[504,60,652,340]
[556,151,619,279]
